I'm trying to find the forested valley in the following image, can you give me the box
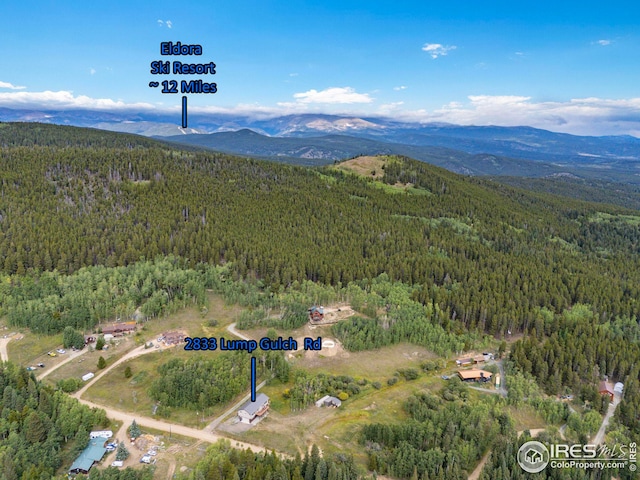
[1,122,640,478]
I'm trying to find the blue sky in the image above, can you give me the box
[1,0,639,135]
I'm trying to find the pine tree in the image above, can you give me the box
[115,442,130,461]
[129,419,141,439]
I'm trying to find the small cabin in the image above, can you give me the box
[599,381,614,403]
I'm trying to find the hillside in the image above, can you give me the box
[159,128,640,186]
[2,123,640,478]
[1,122,640,338]
[3,108,639,182]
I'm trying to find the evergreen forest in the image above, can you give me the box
[1,122,640,478]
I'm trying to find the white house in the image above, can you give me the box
[238,393,270,424]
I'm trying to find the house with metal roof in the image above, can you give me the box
[69,438,108,474]
[237,393,270,424]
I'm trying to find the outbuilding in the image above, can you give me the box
[315,395,342,408]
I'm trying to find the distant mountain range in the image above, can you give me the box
[2,107,639,183]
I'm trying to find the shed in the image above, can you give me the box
[614,382,624,394]
[315,395,342,408]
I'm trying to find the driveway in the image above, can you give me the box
[592,393,621,445]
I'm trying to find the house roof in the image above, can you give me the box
[456,358,473,364]
[69,439,107,472]
[599,381,613,393]
[239,393,269,416]
[458,369,493,380]
[309,306,324,314]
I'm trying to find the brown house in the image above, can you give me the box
[599,381,614,403]
[458,369,493,383]
[100,322,136,336]
[163,331,186,345]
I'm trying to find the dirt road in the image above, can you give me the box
[206,379,268,430]
[75,397,271,454]
[592,393,621,445]
[0,335,13,362]
[227,323,251,341]
[5,325,287,458]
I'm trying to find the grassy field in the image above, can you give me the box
[238,372,444,460]
[334,155,387,179]
[293,342,437,382]
[507,404,548,431]
[228,341,445,458]
[7,332,63,366]
[82,292,252,427]
[43,337,136,386]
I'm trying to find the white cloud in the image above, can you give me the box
[378,101,405,114]
[422,43,457,59]
[425,95,640,136]
[596,39,612,46]
[0,81,26,90]
[290,87,373,104]
[166,20,172,29]
[393,85,407,91]
[157,19,172,28]
[1,86,640,136]
[89,68,96,75]
[0,90,155,111]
